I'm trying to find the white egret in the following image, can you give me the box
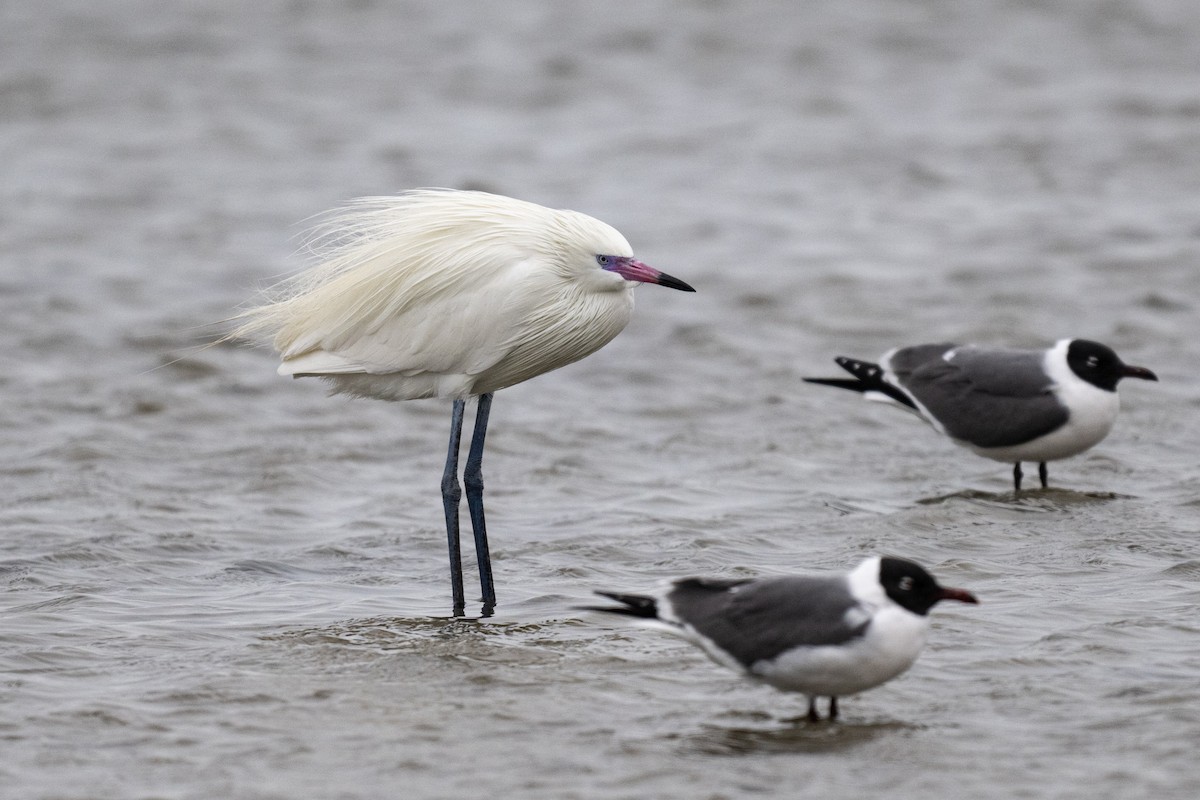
[232,189,694,614]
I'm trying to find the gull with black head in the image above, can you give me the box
[585,556,978,721]
[804,339,1157,491]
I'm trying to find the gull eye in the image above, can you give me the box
[1086,356,1100,368]
[898,576,914,591]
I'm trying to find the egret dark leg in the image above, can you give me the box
[464,392,495,612]
[829,697,839,720]
[806,696,820,722]
[442,399,467,615]
[1039,461,1048,489]
[1013,462,1023,492]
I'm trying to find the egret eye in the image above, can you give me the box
[898,576,914,591]
[596,254,611,267]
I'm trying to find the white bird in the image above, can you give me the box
[804,339,1157,491]
[231,189,694,614]
[585,556,978,721]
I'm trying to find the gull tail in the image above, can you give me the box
[804,357,918,411]
[579,591,660,619]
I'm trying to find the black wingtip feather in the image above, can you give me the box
[803,357,884,389]
[805,356,918,410]
[579,590,660,619]
[834,356,886,381]
[802,376,869,392]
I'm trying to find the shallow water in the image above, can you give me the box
[2,1,1199,798]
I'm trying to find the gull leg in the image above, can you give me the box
[1038,461,1048,489]
[1013,462,1023,492]
[806,696,820,722]
[829,696,839,720]
[464,392,496,612]
[442,399,467,615]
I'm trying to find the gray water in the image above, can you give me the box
[2,1,1199,798]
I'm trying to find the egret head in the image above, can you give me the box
[551,209,695,294]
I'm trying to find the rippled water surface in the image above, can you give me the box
[3,2,1199,798]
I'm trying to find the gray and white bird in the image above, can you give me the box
[586,556,977,721]
[231,189,694,615]
[803,339,1157,491]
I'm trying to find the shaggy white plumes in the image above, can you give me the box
[230,189,648,400]
[235,190,620,353]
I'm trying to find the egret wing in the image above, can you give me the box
[279,251,540,367]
